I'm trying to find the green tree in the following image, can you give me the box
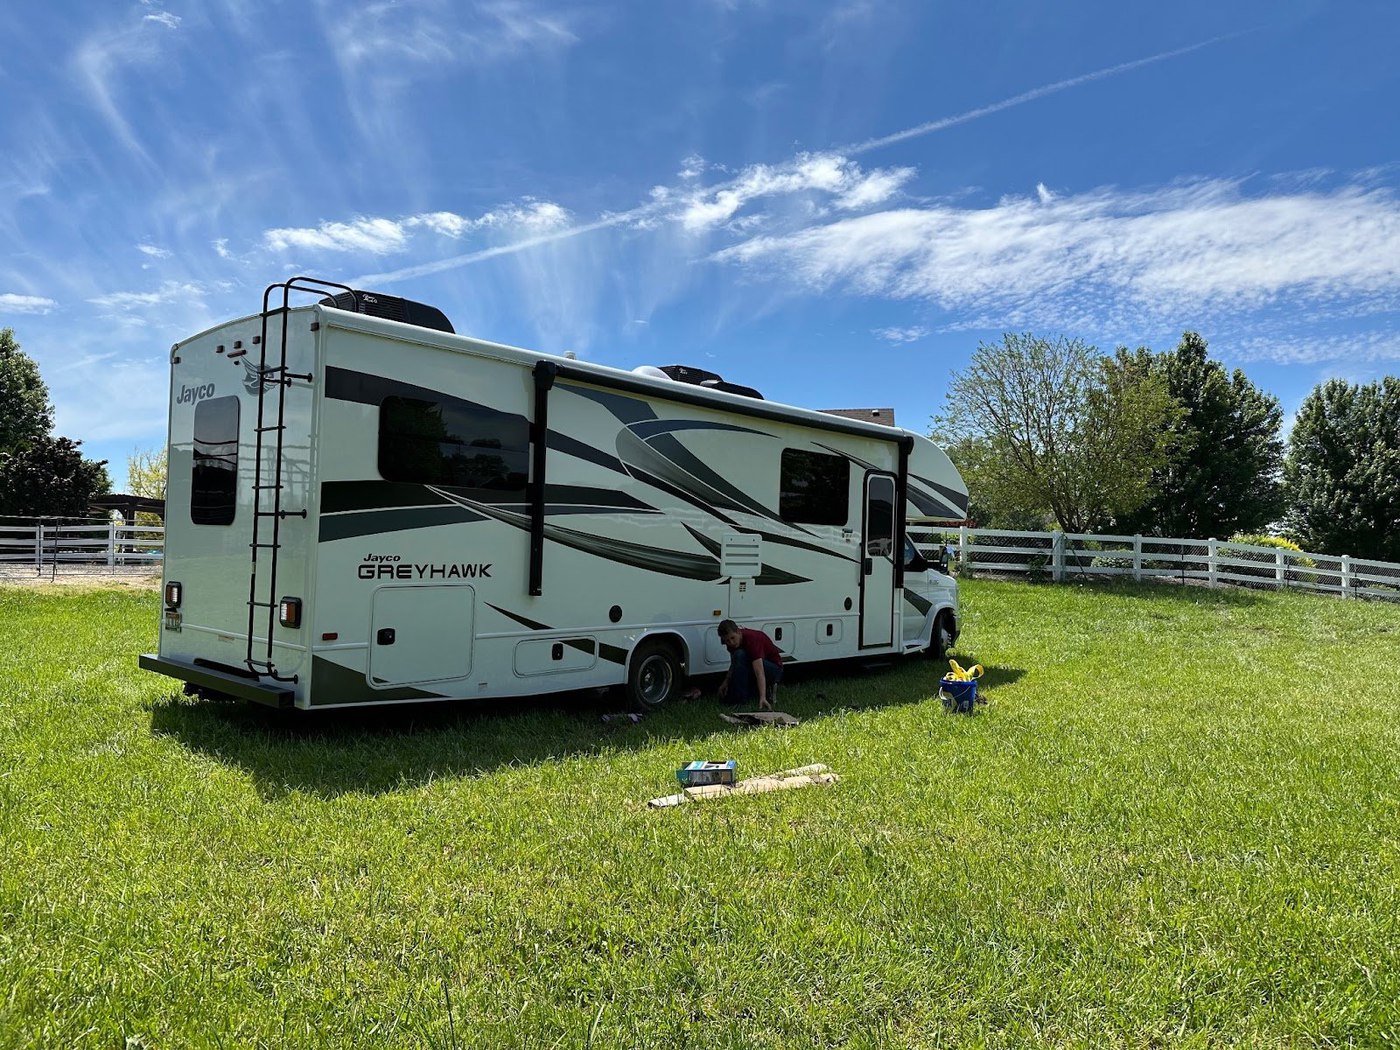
[0,435,111,518]
[126,446,168,526]
[0,327,54,454]
[1283,378,1400,561]
[932,333,1178,533]
[1117,332,1283,538]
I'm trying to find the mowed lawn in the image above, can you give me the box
[2,580,1399,1048]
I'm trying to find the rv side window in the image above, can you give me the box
[779,448,849,526]
[190,396,240,526]
[378,396,529,492]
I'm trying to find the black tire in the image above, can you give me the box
[929,610,956,660]
[627,639,682,707]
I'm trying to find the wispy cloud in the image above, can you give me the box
[264,218,410,255]
[327,0,576,67]
[1231,329,1400,365]
[69,17,176,163]
[713,179,1400,330]
[0,293,59,314]
[143,11,181,29]
[873,325,928,344]
[88,280,207,311]
[137,243,171,258]
[662,154,913,231]
[263,202,571,255]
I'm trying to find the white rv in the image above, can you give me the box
[140,279,969,710]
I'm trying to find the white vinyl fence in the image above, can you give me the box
[0,520,165,576]
[912,527,1400,603]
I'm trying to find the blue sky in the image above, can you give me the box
[3,0,1399,491]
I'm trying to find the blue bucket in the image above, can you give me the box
[940,677,977,714]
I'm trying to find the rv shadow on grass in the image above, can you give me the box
[146,656,1024,799]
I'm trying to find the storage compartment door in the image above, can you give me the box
[369,585,474,687]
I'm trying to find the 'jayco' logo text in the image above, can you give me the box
[176,382,216,405]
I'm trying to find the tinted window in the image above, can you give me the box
[866,475,895,557]
[191,396,239,525]
[780,448,849,526]
[379,396,529,493]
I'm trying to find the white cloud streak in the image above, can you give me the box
[0,293,59,314]
[263,202,572,255]
[137,243,171,258]
[873,325,929,344]
[1230,330,1400,365]
[713,180,1400,328]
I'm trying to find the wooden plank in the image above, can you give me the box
[648,765,836,808]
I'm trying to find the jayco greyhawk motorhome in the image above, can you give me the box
[140,278,969,710]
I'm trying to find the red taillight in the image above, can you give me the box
[278,597,303,629]
[164,581,182,608]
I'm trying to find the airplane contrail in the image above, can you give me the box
[847,33,1247,155]
[357,33,1243,286]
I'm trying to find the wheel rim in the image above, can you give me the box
[636,653,674,705]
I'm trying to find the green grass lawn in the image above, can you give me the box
[3,580,1399,1048]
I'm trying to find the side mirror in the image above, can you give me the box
[907,551,929,573]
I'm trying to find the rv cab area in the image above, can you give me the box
[140,279,970,711]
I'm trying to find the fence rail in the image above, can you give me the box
[1,518,1397,602]
[0,522,165,576]
[911,527,1400,603]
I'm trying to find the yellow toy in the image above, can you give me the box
[945,659,984,682]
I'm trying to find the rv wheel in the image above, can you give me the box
[930,611,956,660]
[628,640,681,707]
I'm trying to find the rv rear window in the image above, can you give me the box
[378,396,529,493]
[780,448,849,526]
[191,396,240,526]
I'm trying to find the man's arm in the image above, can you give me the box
[751,656,770,710]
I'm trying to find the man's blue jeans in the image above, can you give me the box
[728,647,783,703]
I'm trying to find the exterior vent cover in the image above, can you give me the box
[720,533,762,578]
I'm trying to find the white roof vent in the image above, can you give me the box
[632,365,671,380]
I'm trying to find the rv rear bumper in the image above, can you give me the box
[139,653,295,709]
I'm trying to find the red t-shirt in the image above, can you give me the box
[739,627,783,664]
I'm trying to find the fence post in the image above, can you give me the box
[1275,548,1286,590]
[34,524,43,572]
[1207,539,1218,586]
[107,520,117,569]
[958,525,969,573]
[1341,555,1352,599]
[1052,531,1064,582]
[1132,534,1142,582]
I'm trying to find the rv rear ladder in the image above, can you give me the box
[243,277,357,683]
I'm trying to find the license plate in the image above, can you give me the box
[164,610,183,632]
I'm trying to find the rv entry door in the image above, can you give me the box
[859,473,896,648]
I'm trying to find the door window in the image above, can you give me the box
[866,475,895,557]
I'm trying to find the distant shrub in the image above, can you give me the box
[1227,534,1317,586]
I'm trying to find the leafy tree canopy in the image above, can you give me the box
[932,333,1178,533]
[1284,377,1400,561]
[125,446,168,527]
[0,435,111,518]
[0,327,54,455]
[1117,332,1284,539]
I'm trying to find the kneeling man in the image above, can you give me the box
[716,619,783,710]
